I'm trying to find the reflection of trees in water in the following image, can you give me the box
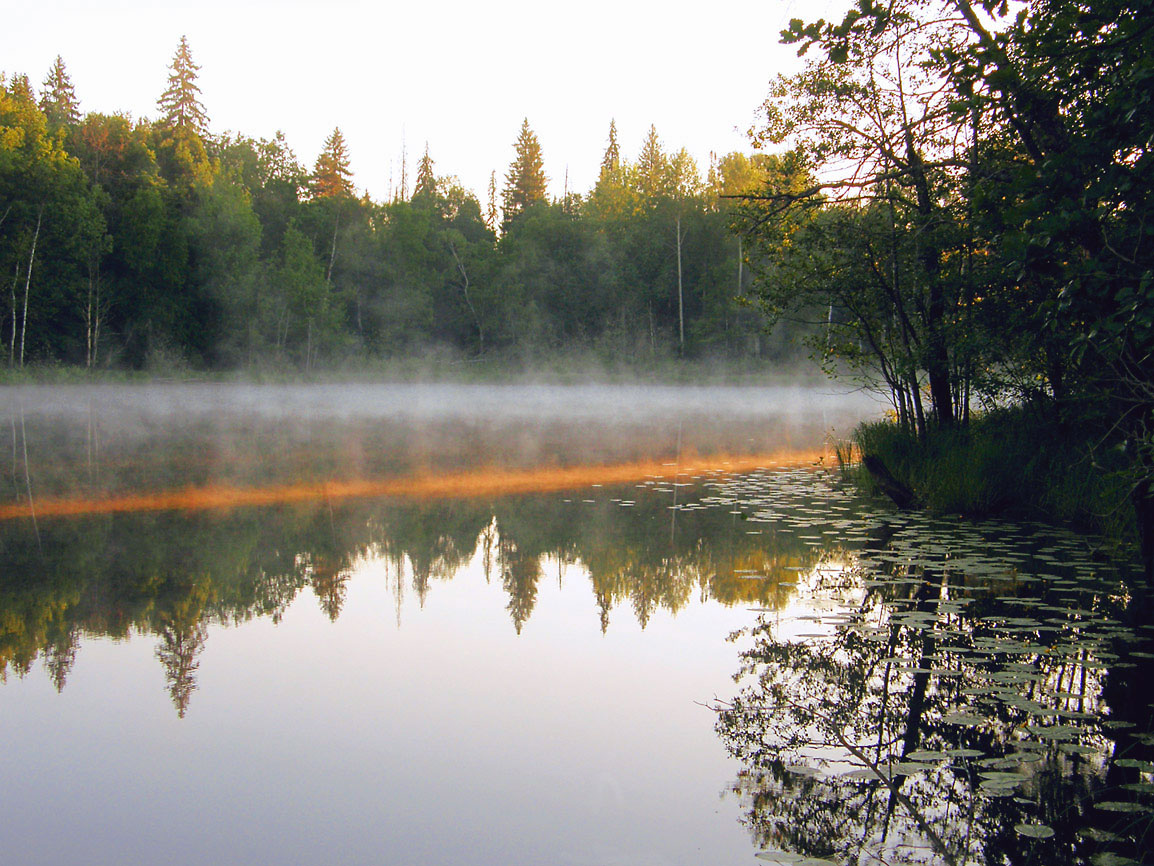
[43,624,79,692]
[155,619,208,719]
[152,581,215,718]
[500,536,541,635]
[307,554,350,622]
[377,502,491,609]
[0,473,828,713]
[714,534,1154,866]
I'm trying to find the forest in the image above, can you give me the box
[0,39,795,373]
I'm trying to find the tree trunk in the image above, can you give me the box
[20,208,43,368]
[326,208,341,284]
[306,318,313,373]
[736,236,743,296]
[449,239,484,354]
[9,262,18,367]
[85,261,99,369]
[676,214,685,356]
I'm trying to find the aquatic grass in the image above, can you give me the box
[852,408,1135,545]
[832,438,856,475]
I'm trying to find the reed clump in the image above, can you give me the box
[851,407,1134,543]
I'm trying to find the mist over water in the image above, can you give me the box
[4,380,878,424]
[0,380,888,866]
[4,381,880,479]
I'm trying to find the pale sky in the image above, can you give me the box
[5,0,841,202]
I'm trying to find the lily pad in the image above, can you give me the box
[1015,823,1055,839]
[1093,800,1152,813]
[942,712,987,726]
[755,851,803,864]
[1113,758,1154,771]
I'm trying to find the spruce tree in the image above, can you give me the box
[600,119,620,180]
[412,144,437,200]
[157,36,209,135]
[40,56,80,126]
[312,127,354,199]
[8,73,34,102]
[486,170,498,231]
[502,118,547,225]
[637,124,668,200]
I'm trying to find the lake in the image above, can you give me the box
[1,383,1150,866]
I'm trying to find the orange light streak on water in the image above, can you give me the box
[0,449,826,522]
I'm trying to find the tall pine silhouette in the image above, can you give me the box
[157,36,208,135]
[312,127,354,199]
[40,56,80,126]
[502,118,547,226]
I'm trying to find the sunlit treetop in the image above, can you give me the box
[311,126,354,199]
[636,124,667,199]
[157,36,209,136]
[40,55,80,127]
[502,118,547,225]
[599,119,620,180]
[486,170,498,230]
[7,73,34,103]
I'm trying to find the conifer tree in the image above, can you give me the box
[412,143,437,200]
[486,170,499,231]
[8,73,34,102]
[600,119,620,180]
[40,56,79,126]
[502,118,547,225]
[637,124,668,200]
[157,36,209,135]
[311,127,354,199]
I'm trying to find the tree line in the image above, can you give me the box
[0,38,804,372]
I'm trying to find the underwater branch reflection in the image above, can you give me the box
[711,471,1154,866]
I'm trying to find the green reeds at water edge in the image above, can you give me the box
[850,408,1135,548]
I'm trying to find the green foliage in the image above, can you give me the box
[0,49,806,372]
[412,144,437,202]
[741,0,1154,570]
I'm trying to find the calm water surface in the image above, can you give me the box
[1,384,1150,866]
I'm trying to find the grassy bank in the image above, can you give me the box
[849,407,1136,547]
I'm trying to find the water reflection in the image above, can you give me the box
[0,384,864,718]
[711,470,1154,866]
[0,474,827,706]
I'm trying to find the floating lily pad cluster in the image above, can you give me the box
[702,467,1154,866]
